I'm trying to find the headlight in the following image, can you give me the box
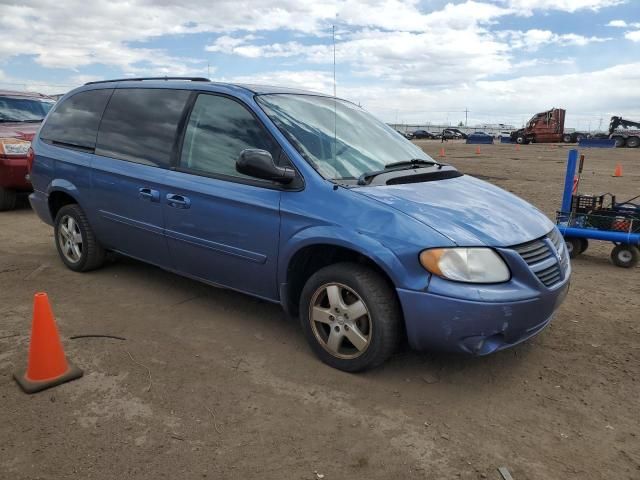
[419,248,510,283]
[0,138,31,157]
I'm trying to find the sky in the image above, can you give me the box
[0,0,639,129]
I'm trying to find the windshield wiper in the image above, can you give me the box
[0,118,42,123]
[357,159,444,186]
[385,158,442,169]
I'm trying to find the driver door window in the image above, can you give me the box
[179,94,277,180]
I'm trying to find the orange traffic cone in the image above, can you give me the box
[13,293,83,393]
[515,144,521,151]
[475,146,481,155]
[439,147,445,157]
[613,164,623,177]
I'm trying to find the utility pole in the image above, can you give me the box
[464,108,469,127]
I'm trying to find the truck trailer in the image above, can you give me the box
[510,108,587,144]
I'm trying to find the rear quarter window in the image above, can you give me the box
[95,88,190,168]
[39,89,113,149]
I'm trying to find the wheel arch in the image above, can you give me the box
[47,180,82,220]
[279,231,406,319]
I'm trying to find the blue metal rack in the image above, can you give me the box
[556,149,639,267]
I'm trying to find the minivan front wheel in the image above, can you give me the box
[54,204,105,272]
[299,263,401,372]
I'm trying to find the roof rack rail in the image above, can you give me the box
[84,76,211,85]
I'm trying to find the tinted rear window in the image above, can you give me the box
[40,89,113,149]
[96,88,190,168]
[0,96,55,122]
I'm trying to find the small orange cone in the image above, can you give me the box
[613,164,623,177]
[439,147,445,157]
[515,144,521,151]
[475,146,481,155]
[14,293,83,393]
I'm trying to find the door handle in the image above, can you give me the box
[138,187,160,202]
[166,193,191,209]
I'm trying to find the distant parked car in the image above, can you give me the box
[411,129,434,139]
[0,90,55,210]
[442,129,467,140]
[467,132,494,144]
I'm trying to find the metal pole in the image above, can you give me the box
[561,149,579,213]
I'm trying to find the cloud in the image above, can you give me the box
[604,19,640,42]
[216,70,335,94]
[0,0,339,73]
[625,30,640,41]
[498,29,611,50]
[607,19,640,28]
[206,24,608,88]
[505,0,627,13]
[1,0,635,129]
[215,61,640,129]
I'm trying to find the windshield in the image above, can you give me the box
[256,94,433,181]
[0,96,55,122]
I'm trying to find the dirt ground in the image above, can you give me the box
[1,142,639,480]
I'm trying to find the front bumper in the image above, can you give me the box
[398,279,570,355]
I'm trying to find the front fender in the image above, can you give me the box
[278,225,430,292]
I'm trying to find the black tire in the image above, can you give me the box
[562,134,573,143]
[579,238,589,254]
[299,262,401,372]
[516,135,526,145]
[610,245,639,268]
[612,136,625,148]
[54,204,106,272]
[565,237,584,258]
[625,136,640,148]
[0,187,17,211]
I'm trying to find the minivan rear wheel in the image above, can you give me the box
[54,204,106,272]
[0,187,17,211]
[299,262,401,372]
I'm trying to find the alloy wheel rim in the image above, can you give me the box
[618,250,632,263]
[309,282,372,360]
[58,215,83,263]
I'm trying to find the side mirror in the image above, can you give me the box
[236,149,296,184]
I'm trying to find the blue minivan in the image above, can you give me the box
[29,77,570,371]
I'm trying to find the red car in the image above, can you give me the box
[0,90,55,210]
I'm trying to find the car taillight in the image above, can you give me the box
[0,138,31,157]
[27,146,35,173]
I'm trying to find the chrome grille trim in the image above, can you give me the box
[511,229,568,287]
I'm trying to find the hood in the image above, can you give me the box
[356,174,554,247]
[0,122,40,141]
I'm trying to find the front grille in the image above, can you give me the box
[511,229,567,287]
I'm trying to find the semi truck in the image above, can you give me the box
[609,116,640,148]
[510,108,587,144]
